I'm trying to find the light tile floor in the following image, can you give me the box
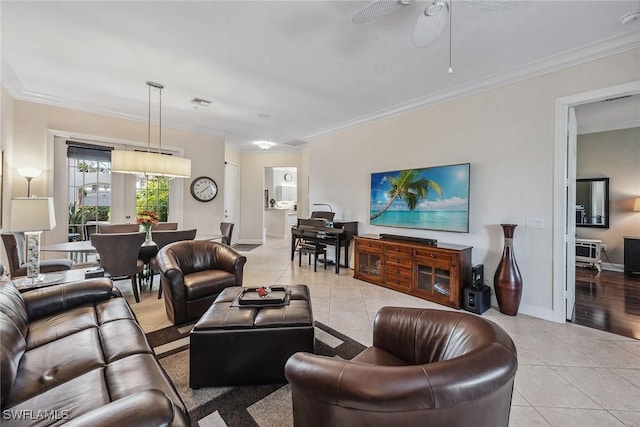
[121,237,640,427]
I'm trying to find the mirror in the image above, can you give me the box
[576,177,609,228]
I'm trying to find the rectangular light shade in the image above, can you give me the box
[634,197,640,212]
[10,197,56,232]
[111,150,191,178]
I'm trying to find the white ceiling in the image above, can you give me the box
[2,1,640,152]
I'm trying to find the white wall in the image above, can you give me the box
[1,87,15,268]
[6,97,226,245]
[238,151,307,244]
[577,127,640,265]
[308,48,640,321]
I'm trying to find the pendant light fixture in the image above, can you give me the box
[111,81,191,178]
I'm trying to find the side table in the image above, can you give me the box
[13,269,88,292]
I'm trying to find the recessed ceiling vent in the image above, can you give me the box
[285,139,308,147]
[190,97,211,107]
[603,95,632,102]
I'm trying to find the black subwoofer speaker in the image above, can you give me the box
[463,285,491,315]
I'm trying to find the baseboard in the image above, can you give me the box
[265,232,288,239]
[518,303,556,322]
[601,262,624,272]
[489,294,556,322]
[237,239,264,245]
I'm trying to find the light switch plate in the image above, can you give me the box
[525,218,544,229]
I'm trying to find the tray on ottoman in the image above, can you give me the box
[235,286,289,307]
[190,285,314,388]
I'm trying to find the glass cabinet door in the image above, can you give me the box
[416,261,452,299]
[358,252,382,279]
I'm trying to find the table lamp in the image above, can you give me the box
[10,197,56,283]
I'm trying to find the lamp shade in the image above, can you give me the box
[10,197,56,232]
[634,197,640,212]
[111,151,191,178]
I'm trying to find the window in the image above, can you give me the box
[136,175,169,221]
[67,142,112,240]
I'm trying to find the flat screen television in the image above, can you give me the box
[369,163,470,233]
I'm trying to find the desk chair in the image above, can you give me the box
[91,232,145,303]
[1,233,73,279]
[298,233,327,272]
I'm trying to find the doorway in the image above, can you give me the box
[553,80,640,324]
[264,166,298,240]
[224,161,240,246]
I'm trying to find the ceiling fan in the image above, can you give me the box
[353,0,524,49]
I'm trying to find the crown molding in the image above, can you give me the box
[578,119,640,135]
[307,30,640,139]
[2,62,230,139]
[4,30,640,144]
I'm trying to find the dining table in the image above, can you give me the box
[41,233,225,264]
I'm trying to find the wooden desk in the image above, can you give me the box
[291,220,358,274]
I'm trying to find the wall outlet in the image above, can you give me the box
[525,218,544,229]
[601,243,607,252]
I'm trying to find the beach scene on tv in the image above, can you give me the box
[370,163,470,233]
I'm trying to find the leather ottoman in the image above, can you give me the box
[190,285,314,387]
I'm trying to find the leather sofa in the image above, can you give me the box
[155,240,247,325]
[285,306,518,427]
[0,277,189,426]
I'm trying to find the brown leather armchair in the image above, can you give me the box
[285,306,518,427]
[155,240,247,325]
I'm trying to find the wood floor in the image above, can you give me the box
[573,267,640,339]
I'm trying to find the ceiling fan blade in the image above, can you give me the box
[412,1,449,48]
[352,0,413,24]
[462,0,525,12]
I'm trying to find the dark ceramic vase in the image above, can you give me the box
[494,224,523,316]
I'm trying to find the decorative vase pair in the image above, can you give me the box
[494,224,523,316]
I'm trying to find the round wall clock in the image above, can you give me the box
[284,173,292,182]
[190,176,218,202]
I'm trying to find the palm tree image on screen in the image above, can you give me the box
[370,169,442,221]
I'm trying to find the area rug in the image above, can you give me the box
[147,322,366,427]
[232,244,262,252]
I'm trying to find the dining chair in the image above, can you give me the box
[154,222,178,231]
[1,233,73,278]
[148,229,197,298]
[90,232,146,303]
[98,223,140,234]
[82,224,99,241]
[220,222,234,246]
